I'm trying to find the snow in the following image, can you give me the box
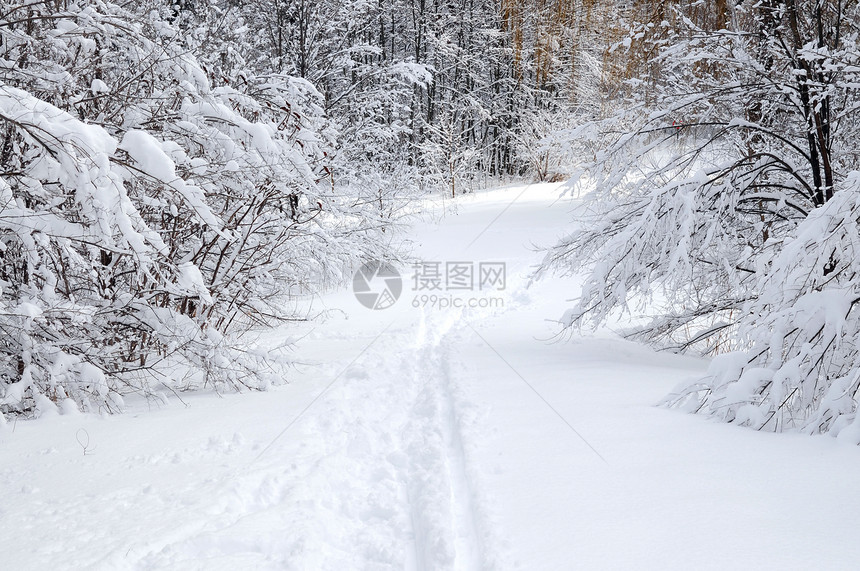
[2,183,860,569]
[177,262,213,304]
[388,61,435,86]
[90,79,110,93]
[118,130,223,231]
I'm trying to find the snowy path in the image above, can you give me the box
[4,184,860,569]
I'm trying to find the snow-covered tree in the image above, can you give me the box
[231,0,589,196]
[0,0,388,417]
[542,0,860,438]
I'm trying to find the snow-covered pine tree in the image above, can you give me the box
[541,0,860,438]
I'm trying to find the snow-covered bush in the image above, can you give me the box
[0,1,387,417]
[665,173,860,438]
[542,1,860,437]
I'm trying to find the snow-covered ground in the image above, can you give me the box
[3,183,860,570]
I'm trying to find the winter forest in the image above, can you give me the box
[0,0,599,418]
[3,0,860,567]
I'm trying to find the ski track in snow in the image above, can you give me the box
[107,311,492,570]
[5,183,860,570]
